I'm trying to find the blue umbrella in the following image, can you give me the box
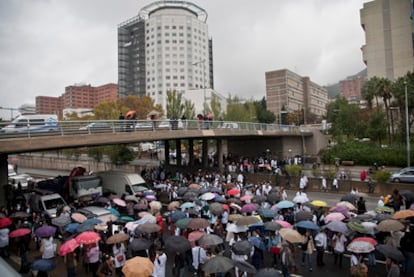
[180,202,195,209]
[83,218,102,226]
[248,236,266,251]
[64,223,80,233]
[259,208,277,219]
[276,200,295,209]
[119,216,134,222]
[107,207,121,216]
[76,223,95,233]
[31,259,56,272]
[296,220,320,231]
[248,222,264,233]
[170,211,187,223]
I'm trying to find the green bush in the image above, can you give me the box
[285,165,302,177]
[372,170,392,183]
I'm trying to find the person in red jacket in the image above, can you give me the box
[360,169,367,181]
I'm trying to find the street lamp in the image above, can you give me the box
[192,59,206,114]
[404,80,411,167]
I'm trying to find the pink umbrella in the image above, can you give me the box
[324,212,346,223]
[145,195,157,201]
[71,212,87,223]
[330,205,350,214]
[240,195,254,202]
[274,220,292,229]
[188,231,206,248]
[113,198,126,207]
[76,231,101,245]
[241,203,258,213]
[58,238,80,256]
[9,228,31,238]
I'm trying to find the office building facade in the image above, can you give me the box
[118,1,214,111]
[265,69,328,124]
[360,0,414,80]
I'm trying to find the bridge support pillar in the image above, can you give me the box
[216,139,224,173]
[175,139,181,166]
[188,140,194,167]
[164,140,170,166]
[0,154,7,206]
[202,139,208,168]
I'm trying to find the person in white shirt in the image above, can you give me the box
[321,177,327,192]
[153,246,167,277]
[192,242,206,276]
[0,228,10,258]
[41,236,55,260]
[332,232,347,268]
[377,196,385,207]
[332,178,339,191]
[112,242,126,276]
[314,229,327,266]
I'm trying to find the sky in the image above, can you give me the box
[0,0,370,119]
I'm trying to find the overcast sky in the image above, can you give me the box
[0,0,369,119]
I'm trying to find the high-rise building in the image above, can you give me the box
[265,69,329,124]
[118,1,214,111]
[360,0,414,80]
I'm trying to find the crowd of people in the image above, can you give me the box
[0,166,413,277]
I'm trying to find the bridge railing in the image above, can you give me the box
[0,119,304,139]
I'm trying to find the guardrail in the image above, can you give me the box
[0,119,307,139]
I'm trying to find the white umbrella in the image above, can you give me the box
[200,192,216,201]
[226,223,248,233]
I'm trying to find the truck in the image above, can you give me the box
[95,170,149,196]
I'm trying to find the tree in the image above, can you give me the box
[166,90,184,119]
[210,94,222,120]
[183,99,196,120]
[393,73,414,145]
[254,97,276,124]
[367,111,387,145]
[223,96,256,122]
[105,145,135,165]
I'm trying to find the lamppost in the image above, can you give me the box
[404,80,411,167]
[193,59,206,114]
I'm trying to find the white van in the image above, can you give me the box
[27,189,68,219]
[96,171,149,196]
[1,114,59,133]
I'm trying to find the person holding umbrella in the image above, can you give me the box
[386,257,400,277]
[112,242,126,277]
[301,230,315,272]
[314,228,327,267]
[173,251,186,277]
[153,245,167,277]
[332,231,348,268]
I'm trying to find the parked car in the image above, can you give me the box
[79,122,113,132]
[390,167,414,183]
[77,206,117,224]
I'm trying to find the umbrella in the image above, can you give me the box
[188,231,206,246]
[154,183,168,190]
[228,198,242,205]
[279,228,304,243]
[324,212,345,223]
[253,195,267,204]
[0,217,12,228]
[188,183,201,190]
[248,236,266,251]
[64,223,80,233]
[209,203,224,216]
[187,218,210,230]
[94,224,108,232]
[35,225,57,238]
[31,259,56,272]
[241,203,258,213]
[274,220,292,229]
[71,212,87,223]
[276,200,295,209]
[200,192,216,201]
[227,188,240,196]
[51,214,71,227]
[236,216,261,226]
[9,228,31,238]
[177,187,188,196]
[58,238,80,256]
[264,221,282,231]
[336,201,357,210]
[107,207,121,216]
[168,201,181,211]
[145,195,156,201]
[10,211,30,218]
[353,237,378,246]
[226,223,248,233]
[347,239,375,253]
[137,223,161,234]
[295,210,313,222]
[113,198,126,207]
[129,238,152,251]
[230,203,242,211]
[340,194,358,204]
[296,220,319,231]
[377,219,404,232]
[106,233,130,244]
[376,244,405,262]
[180,202,195,209]
[351,213,375,223]
[228,214,243,222]
[75,231,101,244]
[326,221,349,233]
[240,195,254,202]
[170,211,187,223]
[125,195,138,202]
[125,110,137,119]
[83,218,103,226]
[256,268,282,277]
[259,208,277,219]
[376,206,394,213]
[376,213,392,222]
[347,221,367,233]
[149,200,162,211]
[234,261,257,274]
[214,195,227,203]
[203,256,234,274]
[267,193,280,204]
[330,205,350,214]
[174,218,191,229]
[134,203,148,211]
[122,256,154,277]
[401,190,414,202]
[164,236,191,253]
[118,216,135,223]
[198,234,223,246]
[311,200,328,207]
[183,191,198,202]
[232,240,253,255]
[392,209,414,219]
[360,222,378,234]
[96,196,110,204]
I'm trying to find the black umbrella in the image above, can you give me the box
[198,234,223,246]
[340,194,358,204]
[295,210,313,222]
[350,213,375,223]
[400,190,414,202]
[267,193,280,204]
[264,221,282,231]
[177,187,188,196]
[227,198,242,205]
[232,240,253,255]
[170,211,187,223]
[164,236,191,253]
[234,260,257,274]
[129,238,152,251]
[209,187,223,194]
[202,256,234,274]
[209,203,224,216]
[376,244,405,262]
[183,191,198,202]
[31,259,56,272]
[256,268,283,277]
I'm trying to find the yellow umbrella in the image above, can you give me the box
[122,256,153,277]
[311,200,328,207]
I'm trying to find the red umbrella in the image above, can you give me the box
[0,217,12,228]
[75,231,101,245]
[353,237,378,246]
[9,228,31,238]
[240,195,254,202]
[227,188,240,196]
[58,238,80,256]
[188,231,206,248]
[125,110,137,119]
